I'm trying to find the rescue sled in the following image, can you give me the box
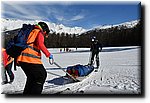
[45,61,96,88]
[53,62,95,82]
[66,64,94,81]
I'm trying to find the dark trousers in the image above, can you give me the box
[5,62,14,82]
[90,51,99,68]
[19,62,47,94]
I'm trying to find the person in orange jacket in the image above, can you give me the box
[1,48,14,85]
[17,22,53,94]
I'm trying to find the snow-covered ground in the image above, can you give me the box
[1,46,141,94]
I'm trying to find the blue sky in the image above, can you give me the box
[1,1,141,29]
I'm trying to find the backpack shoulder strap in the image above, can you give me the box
[26,28,41,44]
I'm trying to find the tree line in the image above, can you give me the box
[78,20,142,47]
[2,20,142,48]
[45,20,142,48]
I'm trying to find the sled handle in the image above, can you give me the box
[49,58,54,65]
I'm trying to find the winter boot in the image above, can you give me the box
[1,81,8,85]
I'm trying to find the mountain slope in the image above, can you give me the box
[1,18,86,34]
[1,18,139,35]
[85,20,140,33]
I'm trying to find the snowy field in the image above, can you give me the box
[1,46,141,95]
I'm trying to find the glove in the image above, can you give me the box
[49,54,53,59]
[49,54,54,65]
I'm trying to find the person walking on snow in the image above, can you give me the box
[17,22,53,94]
[90,36,102,70]
[1,48,14,85]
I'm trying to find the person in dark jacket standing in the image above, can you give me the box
[90,36,102,70]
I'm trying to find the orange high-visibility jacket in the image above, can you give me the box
[17,28,42,64]
[2,48,14,67]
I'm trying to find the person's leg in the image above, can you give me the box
[31,64,47,94]
[20,62,33,94]
[96,53,99,68]
[23,77,33,94]
[90,52,95,66]
[1,66,8,84]
[20,62,47,94]
[5,62,14,83]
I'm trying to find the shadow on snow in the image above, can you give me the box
[46,76,74,86]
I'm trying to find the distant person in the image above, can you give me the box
[60,48,62,52]
[64,48,66,52]
[1,48,14,85]
[66,48,69,52]
[90,36,102,70]
[17,22,53,94]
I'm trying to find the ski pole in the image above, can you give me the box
[53,62,80,82]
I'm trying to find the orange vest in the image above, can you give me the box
[17,29,42,64]
[2,48,14,67]
[6,57,13,66]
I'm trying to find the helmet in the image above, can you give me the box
[91,36,96,42]
[38,22,50,34]
[91,38,95,42]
